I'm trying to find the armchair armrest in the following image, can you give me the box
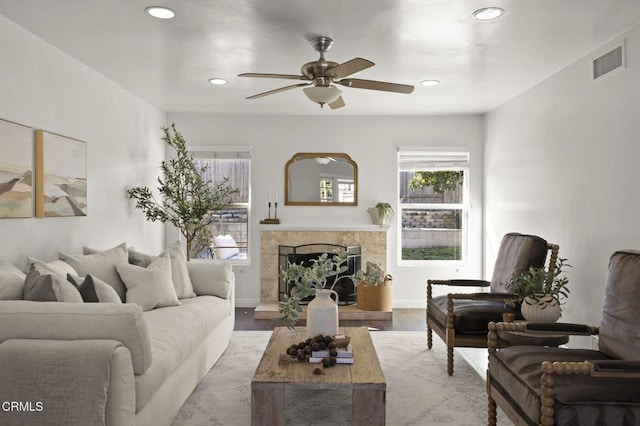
[587,360,640,377]
[428,279,490,287]
[452,292,518,301]
[525,322,597,335]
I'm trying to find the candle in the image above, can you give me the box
[269,186,272,203]
[275,191,278,204]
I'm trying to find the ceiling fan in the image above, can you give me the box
[238,36,414,109]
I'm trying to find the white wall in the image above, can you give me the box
[167,113,484,307]
[484,24,640,329]
[0,15,166,267]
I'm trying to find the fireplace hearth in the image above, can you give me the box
[278,244,361,305]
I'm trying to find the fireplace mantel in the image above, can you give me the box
[260,224,387,232]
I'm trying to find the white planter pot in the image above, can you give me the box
[520,294,561,322]
[306,289,339,338]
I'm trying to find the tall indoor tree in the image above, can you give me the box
[127,123,238,260]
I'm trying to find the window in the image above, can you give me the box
[398,150,469,263]
[191,147,250,262]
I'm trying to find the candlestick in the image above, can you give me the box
[274,202,278,219]
[268,201,271,219]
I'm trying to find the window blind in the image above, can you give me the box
[398,149,469,171]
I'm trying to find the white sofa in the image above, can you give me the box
[0,258,235,426]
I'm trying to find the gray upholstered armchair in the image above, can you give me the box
[426,232,558,375]
[487,249,640,425]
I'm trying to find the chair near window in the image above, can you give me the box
[426,232,558,375]
[487,249,640,426]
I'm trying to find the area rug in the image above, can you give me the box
[172,330,509,425]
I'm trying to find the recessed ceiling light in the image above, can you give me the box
[208,78,228,85]
[145,6,175,19]
[473,7,504,21]
[420,80,440,87]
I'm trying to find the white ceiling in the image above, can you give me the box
[2,0,640,115]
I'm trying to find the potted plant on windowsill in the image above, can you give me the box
[353,261,393,311]
[368,202,394,227]
[508,258,571,322]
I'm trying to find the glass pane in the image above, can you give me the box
[337,179,354,203]
[320,178,333,202]
[401,208,462,261]
[193,158,250,203]
[399,171,463,204]
[204,207,248,259]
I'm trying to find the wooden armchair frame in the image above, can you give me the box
[426,242,559,376]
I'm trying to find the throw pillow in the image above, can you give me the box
[115,255,179,311]
[127,241,196,299]
[25,256,78,277]
[213,234,240,260]
[0,260,25,300]
[128,247,158,267]
[23,265,83,303]
[67,274,122,304]
[188,260,233,299]
[59,242,128,302]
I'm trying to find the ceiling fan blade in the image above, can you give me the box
[327,58,375,79]
[238,73,308,80]
[336,78,414,94]
[246,83,311,100]
[328,96,345,109]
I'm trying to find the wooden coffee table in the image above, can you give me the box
[251,326,386,426]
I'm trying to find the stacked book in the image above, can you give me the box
[308,343,354,364]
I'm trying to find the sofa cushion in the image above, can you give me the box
[0,300,152,374]
[24,266,83,303]
[60,242,128,301]
[26,256,78,277]
[188,260,233,299]
[116,255,179,311]
[134,296,231,411]
[0,260,25,300]
[127,241,196,299]
[67,273,122,304]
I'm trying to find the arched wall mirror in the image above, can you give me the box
[285,153,358,206]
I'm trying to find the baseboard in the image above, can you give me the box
[392,299,427,309]
[235,298,260,308]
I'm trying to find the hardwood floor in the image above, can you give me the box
[234,308,427,331]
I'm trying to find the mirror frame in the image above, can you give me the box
[284,152,358,206]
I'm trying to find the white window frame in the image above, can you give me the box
[397,149,469,266]
[190,145,251,264]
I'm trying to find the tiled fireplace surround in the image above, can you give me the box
[256,226,391,320]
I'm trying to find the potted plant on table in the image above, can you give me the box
[279,250,351,335]
[353,261,393,311]
[367,202,394,227]
[508,258,571,322]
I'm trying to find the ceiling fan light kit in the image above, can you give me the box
[303,85,342,106]
[238,36,414,109]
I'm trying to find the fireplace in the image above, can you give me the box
[278,244,361,305]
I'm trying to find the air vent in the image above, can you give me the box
[593,40,625,81]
